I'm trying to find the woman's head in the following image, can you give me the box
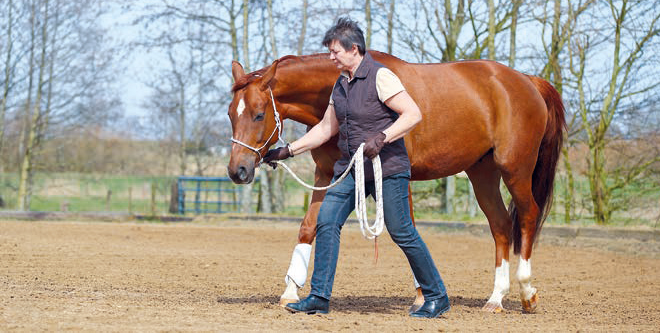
[322,17,366,56]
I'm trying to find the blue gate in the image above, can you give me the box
[176,176,258,214]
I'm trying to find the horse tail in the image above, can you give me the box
[511,76,567,254]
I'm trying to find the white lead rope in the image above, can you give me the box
[274,143,384,240]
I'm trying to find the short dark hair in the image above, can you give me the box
[322,17,366,55]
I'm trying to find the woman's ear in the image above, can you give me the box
[352,44,359,55]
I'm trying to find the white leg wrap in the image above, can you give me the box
[281,279,300,302]
[486,259,510,305]
[413,274,420,289]
[285,243,312,288]
[516,258,536,301]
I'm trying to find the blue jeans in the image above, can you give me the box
[310,171,447,301]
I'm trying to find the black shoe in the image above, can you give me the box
[285,295,329,314]
[409,295,450,318]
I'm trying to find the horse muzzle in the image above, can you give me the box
[227,163,256,184]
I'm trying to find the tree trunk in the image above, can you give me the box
[241,0,250,71]
[0,0,13,163]
[271,167,285,212]
[386,0,395,54]
[487,0,495,60]
[297,0,308,55]
[508,0,520,67]
[230,0,239,60]
[179,86,186,175]
[238,0,253,211]
[260,169,272,213]
[18,0,50,211]
[267,0,277,58]
[443,0,465,62]
[365,0,372,49]
[561,145,574,224]
[445,176,455,214]
[542,0,563,93]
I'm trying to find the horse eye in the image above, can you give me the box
[254,112,265,121]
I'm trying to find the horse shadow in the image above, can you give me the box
[215,294,513,314]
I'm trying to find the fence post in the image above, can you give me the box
[446,176,455,214]
[467,181,477,217]
[128,187,133,215]
[151,182,156,216]
[169,181,178,214]
[260,170,272,213]
[106,189,112,211]
[303,192,309,213]
[240,183,253,213]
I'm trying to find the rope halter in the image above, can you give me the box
[230,87,286,162]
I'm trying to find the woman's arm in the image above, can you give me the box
[288,104,339,155]
[381,91,423,143]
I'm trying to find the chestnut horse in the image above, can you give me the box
[227,51,565,314]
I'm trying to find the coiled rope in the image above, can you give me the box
[273,143,384,240]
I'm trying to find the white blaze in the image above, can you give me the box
[236,98,246,117]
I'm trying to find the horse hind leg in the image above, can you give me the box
[499,157,541,313]
[466,156,512,313]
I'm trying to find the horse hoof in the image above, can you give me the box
[521,293,538,313]
[408,287,424,314]
[408,303,423,314]
[279,298,299,307]
[482,302,505,313]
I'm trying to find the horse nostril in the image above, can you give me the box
[237,166,248,181]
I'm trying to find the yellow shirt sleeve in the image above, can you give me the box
[376,68,405,103]
[329,86,334,105]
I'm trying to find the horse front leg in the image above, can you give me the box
[279,167,331,306]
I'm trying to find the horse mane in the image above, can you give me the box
[231,53,331,92]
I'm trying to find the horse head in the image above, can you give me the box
[227,59,281,184]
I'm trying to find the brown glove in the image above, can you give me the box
[363,132,386,159]
[262,145,293,167]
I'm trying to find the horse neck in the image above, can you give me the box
[272,56,338,127]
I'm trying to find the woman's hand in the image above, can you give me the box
[263,145,293,167]
[363,132,386,159]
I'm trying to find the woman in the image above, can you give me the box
[263,17,449,318]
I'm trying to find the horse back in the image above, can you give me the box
[370,52,547,180]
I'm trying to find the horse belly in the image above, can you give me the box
[406,121,492,181]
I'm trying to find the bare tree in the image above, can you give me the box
[508,0,520,67]
[487,0,495,60]
[17,0,51,210]
[566,0,660,224]
[386,0,395,54]
[0,0,15,167]
[297,0,309,55]
[365,0,372,48]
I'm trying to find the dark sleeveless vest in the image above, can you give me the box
[331,52,410,181]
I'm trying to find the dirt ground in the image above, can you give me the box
[1,219,659,332]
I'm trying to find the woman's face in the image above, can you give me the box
[328,40,359,72]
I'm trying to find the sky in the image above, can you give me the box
[101,1,164,118]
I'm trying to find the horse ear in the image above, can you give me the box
[259,59,279,91]
[232,61,245,81]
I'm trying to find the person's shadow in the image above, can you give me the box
[215,294,517,314]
